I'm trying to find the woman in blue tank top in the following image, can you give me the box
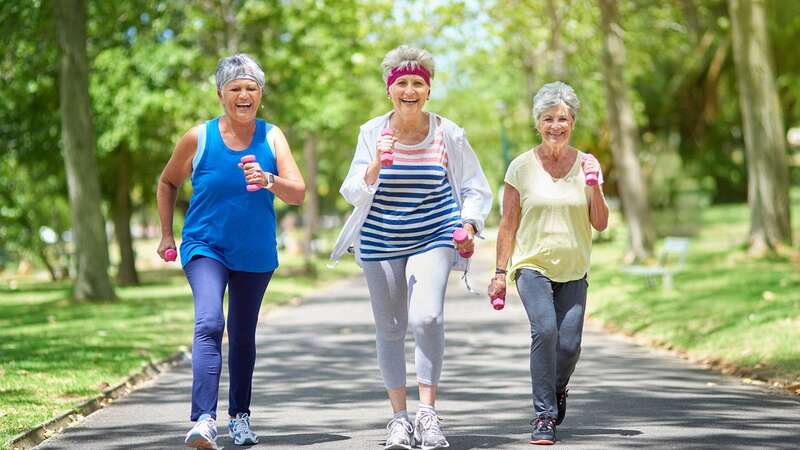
[156,54,305,449]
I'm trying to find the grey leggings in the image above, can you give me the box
[362,246,455,389]
[516,268,588,420]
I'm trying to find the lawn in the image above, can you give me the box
[0,255,359,448]
[587,201,800,390]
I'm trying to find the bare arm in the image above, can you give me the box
[156,126,198,258]
[588,184,609,231]
[489,183,521,298]
[267,126,306,205]
[581,154,609,231]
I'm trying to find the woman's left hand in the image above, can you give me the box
[242,160,268,187]
[454,223,476,256]
[581,154,601,179]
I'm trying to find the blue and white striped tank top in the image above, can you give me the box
[359,117,462,261]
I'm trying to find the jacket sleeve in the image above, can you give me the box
[455,129,493,234]
[340,127,379,208]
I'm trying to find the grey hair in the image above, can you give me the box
[381,45,436,83]
[215,54,265,91]
[532,81,580,122]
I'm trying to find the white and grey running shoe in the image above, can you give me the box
[384,416,414,450]
[228,412,259,445]
[185,414,218,449]
[414,409,450,450]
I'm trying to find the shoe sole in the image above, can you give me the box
[384,444,412,450]
[229,433,258,445]
[185,437,217,449]
[529,438,555,445]
[420,444,450,450]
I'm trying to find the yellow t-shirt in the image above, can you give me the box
[505,149,593,282]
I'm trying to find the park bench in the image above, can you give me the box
[620,236,690,290]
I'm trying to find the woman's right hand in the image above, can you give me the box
[375,131,396,162]
[488,275,507,300]
[157,236,177,261]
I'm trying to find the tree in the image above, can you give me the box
[53,0,115,300]
[599,0,655,262]
[728,0,793,255]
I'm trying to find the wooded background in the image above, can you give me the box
[1,0,797,300]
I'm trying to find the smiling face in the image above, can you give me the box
[218,79,262,123]
[537,102,574,147]
[388,75,429,114]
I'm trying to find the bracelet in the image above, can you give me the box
[495,268,507,275]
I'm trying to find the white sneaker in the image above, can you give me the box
[414,408,449,450]
[384,416,414,449]
[228,412,259,445]
[185,414,218,449]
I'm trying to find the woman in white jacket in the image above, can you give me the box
[331,45,492,450]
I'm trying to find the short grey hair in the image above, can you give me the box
[532,81,580,122]
[381,45,436,83]
[215,54,265,91]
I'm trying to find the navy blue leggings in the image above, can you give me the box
[184,256,273,421]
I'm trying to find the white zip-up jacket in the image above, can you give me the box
[330,111,493,271]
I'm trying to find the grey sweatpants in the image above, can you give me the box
[362,247,455,389]
[516,268,588,420]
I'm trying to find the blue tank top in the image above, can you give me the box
[180,117,278,272]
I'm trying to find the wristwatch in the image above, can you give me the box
[265,172,275,189]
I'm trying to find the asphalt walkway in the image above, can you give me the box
[36,248,800,449]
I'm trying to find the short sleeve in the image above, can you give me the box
[504,154,527,193]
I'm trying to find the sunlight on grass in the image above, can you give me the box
[588,202,800,387]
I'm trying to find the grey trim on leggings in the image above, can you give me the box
[362,246,455,389]
[515,268,588,420]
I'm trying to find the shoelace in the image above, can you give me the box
[418,411,444,437]
[232,413,252,436]
[197,417,217,440]
[530,417,555,432]
[386,417,413,435]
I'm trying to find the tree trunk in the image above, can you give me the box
[54,0,116,300]
[728,0,792,255]
[112,145,139,285]
[302,133,319,277]
[221,0,239,54]
[599,0,655,262]
[547,0,567,80]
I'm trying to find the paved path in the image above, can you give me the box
[36,249,799,449]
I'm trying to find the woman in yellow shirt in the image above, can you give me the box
[489,81,609,445]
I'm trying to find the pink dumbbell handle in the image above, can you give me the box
[453,228,473,258]
[164,248,177,262]
[380,129,394,167]
[240,154,261,191]
[490,293,505,310]
[581,154,599,186]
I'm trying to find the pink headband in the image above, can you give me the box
[386,65,431,92]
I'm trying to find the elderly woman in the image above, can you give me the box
[331,45,491,450]
[489,82,608,445]
[156,54,305,449]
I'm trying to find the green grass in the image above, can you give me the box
[587,202,800,387]
[0,255,359,448]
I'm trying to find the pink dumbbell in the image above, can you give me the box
[239,154,262,192]
[380,128,394,167]
[164,248,177,262]
[582,154,598,186]
[490,293,506,310]
[452,228,473,258]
